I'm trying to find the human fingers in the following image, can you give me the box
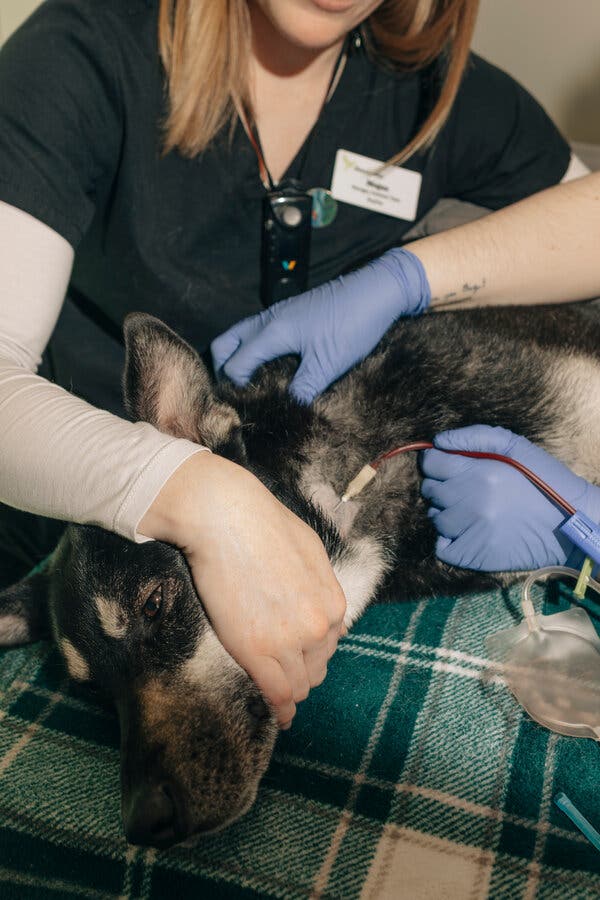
[327,621,345,658]
[278,648,312,703]
[289,351,343,405]
[421,470,474,510]
[433,424,517,455]
[420,446,474,481]
[245,655,297,728]
[325,586,347,654]
[427,497,476,541]
[302,635,331,689]
[422,475,448,509]
[210,315,265,376]
[434,529,480,569]
[222,323,295,385]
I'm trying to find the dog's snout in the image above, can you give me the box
[124,783,185,848]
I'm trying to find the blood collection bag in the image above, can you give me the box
[486,567,600,740]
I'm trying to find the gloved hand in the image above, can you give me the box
[211,248,430,405]
[420,425,600,571]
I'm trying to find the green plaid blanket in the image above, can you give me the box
[0,582,598,899]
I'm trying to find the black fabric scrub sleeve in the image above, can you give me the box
[0,0,123,248]
[441,54,571,210]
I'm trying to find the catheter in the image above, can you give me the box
[338,442,600,742]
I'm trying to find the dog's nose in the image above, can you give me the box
[124,784,185,848]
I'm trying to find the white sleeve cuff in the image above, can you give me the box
[113,440,211,543]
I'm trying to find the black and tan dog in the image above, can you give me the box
[1,304,599,847]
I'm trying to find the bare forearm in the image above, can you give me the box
[408,172,600,311]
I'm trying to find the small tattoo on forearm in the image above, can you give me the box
[431,278,487,310]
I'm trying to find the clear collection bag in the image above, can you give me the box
[486,567,600,741]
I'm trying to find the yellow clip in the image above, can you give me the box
[574,556,594,600]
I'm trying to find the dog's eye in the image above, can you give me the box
[142,586,163,619]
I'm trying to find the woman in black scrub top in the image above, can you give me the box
[0,0,583,725]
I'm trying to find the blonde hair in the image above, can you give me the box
[158,0,480,165]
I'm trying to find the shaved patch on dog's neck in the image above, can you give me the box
[95,596,127,639]
[61,638,90,681]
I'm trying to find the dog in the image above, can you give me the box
[1,303,599,848]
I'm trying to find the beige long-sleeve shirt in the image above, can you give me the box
[0,201,205,543]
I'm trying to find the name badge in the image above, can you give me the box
[331,149,422,221]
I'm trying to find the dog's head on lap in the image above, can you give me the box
[0,314,279,848]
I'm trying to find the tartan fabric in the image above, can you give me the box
[0,582,598,899]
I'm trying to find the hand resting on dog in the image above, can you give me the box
[139,424,347,729]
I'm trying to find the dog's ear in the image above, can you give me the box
[123,313,242,449]
[0,571,51,646]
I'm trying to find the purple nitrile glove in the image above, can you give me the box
[211,248,430,405]
[420,425,600,572]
